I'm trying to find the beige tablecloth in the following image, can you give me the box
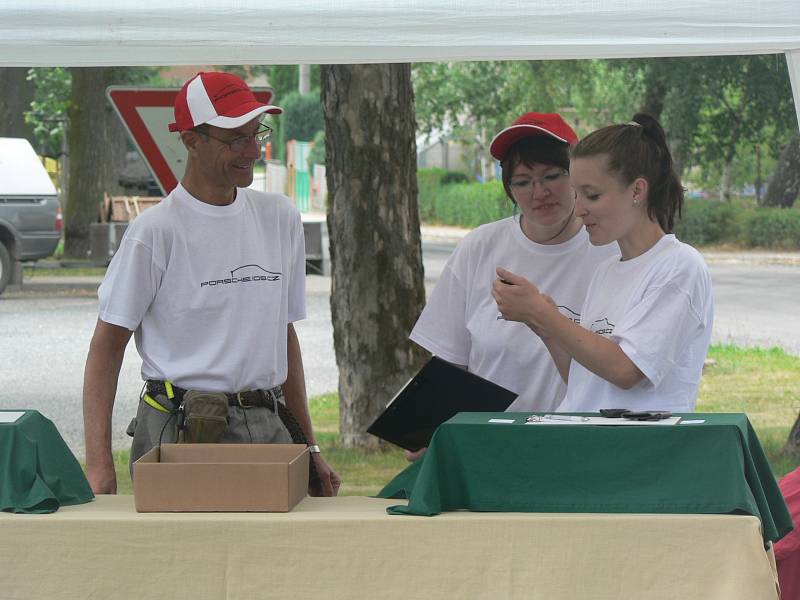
[0,495,779,600]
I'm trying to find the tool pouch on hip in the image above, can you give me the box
[179,391,229,443]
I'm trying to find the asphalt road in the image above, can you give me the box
[2,244,799,458]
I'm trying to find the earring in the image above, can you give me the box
[633,195,639,206]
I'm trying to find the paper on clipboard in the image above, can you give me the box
[525,415,681,426]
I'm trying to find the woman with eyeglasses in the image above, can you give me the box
[407,113,617,458]
[492,113,713,413]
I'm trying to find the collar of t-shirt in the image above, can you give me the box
[511,215,591,256]
[173,183,246,217]
[614,234,677,271]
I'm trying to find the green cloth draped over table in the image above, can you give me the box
[1,410,94,513]
[378,412,792,544]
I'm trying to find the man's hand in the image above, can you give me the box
[309,453,342,497]
[86,462,117,495]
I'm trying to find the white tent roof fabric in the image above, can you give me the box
[1,0,799,66]
[0,0,798,125]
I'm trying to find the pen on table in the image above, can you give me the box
[544,414,589,422]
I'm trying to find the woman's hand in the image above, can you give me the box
[404,447,427,462]
[492,267,558,337]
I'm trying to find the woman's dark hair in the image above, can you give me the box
[571,113,683,233]
[500,136,571,203]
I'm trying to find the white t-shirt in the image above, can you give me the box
[98,184,306,393]
[410,217,618,411]
[558,234,713,413]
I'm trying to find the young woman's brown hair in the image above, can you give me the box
[571,113,683,232]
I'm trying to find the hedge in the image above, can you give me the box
[741,207,800,249]
[673,201,738,246]
[418,171,800,249]
[417,170,514,228]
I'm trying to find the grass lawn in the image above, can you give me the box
[108,343,800,495]
[697,345,800,477]
[23,266,107,278]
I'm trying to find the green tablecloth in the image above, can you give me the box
[0,410,94,513]
[379,412,793,544]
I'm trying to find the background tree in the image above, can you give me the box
[413,60,628,177]
[606,55,796,200]
[0,68,35,142]
[263,65,321,162]
[282,91,324,141]
[764,133,800,208]
[321,63,426,448]
[64,67,157,258]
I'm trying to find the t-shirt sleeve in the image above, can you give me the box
[614,274,709,388]
[286,212,306,323]
[409,260,471,366]
[97,236,163,331]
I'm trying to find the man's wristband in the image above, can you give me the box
[307,444,321,454]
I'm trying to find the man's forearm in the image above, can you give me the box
[83,320,131,473]
[83,345,123,469]
[283,323,316,443]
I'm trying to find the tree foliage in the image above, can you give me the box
[414,55,798,201]
[281,90,324,142]
[413,59,637,176]
[25,68,71,158]
[606,55,797,200]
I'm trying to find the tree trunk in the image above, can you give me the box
[755,144,762,205]
[763,133,800,208]
[0,68,35,142]
[321,64,427,448]
[720,158,733,202]
[783,411,800,456]
[64,68,128,258]
[640,69,666,119]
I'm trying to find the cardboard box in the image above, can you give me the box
[133,443,309,512]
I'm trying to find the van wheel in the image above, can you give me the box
[0,242,10,296]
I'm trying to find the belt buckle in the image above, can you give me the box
[237,391,251,408]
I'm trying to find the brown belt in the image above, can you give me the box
[146,380,282,409]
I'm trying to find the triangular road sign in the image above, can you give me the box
[107,86,275,195]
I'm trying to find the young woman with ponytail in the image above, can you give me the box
[492,113,713,412]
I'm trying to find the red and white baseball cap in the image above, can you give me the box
[489,112,578,161]
[168,71,282,133]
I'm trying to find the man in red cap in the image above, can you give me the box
[83,71,341,497]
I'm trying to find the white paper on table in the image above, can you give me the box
[488,418,516,424]
[525,415,682,426]
[0,411,25,423]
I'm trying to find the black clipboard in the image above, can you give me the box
[366,356,518,451]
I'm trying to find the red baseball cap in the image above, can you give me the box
[168,71,282,133]
[489,112,578,161]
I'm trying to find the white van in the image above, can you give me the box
[0,137,62,294]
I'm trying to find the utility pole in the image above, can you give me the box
[299,64,311,94]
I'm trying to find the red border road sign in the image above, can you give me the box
[107,86,275,195]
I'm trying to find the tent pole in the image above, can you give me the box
[786,50,800,132]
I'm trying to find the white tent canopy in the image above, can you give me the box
[1,0,799,125]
